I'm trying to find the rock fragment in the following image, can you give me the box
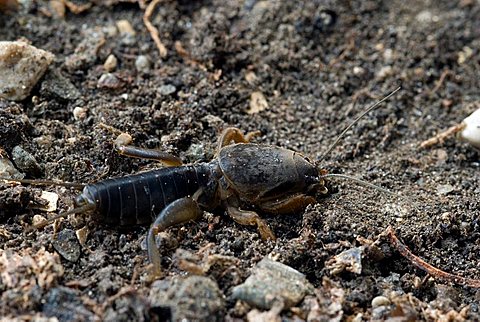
[158,84,177,96]
[52,229,81,262]
[135,55,151,72]
[0,41,55,101]
[40,70,80,101]
[103,54,118,72]
[149,276,225,322]
[325,247,364,275]
[97,73,121,89]
[247,91,268,114]
[64,29,105,72]
[43,287,96,321]
[231,257,314,310]
[11,145,42,176]
[371,295,391,308]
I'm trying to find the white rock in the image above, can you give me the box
[0,41,55,101]
[135,55,151,72]
[371,296,391,308]
[0,157,24,179]
[459,108,480,148]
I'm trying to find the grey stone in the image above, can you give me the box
[52,229,81,262]
[149,276,225,322]
[231,257,314,310]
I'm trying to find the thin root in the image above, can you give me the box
[429,69,452,96]
[328,32,356,67]
[143,0,167,58]
[419,123,465,149]
[385,226,480,288]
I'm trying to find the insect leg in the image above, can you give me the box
[226,204,276,240]
[147,197,203,276]
[217,127,261,151]
[258,194,316,214]
[116,145,183,166]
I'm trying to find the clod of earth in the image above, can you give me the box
[149,275,225,322]
[0,41,54,101]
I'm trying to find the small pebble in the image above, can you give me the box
[114,133,133,147]
[158,84,177,96]
[371,305,391,320]
[135,55,151,72]
[383,48,394,63]
[0,41,55,101]
[231,257,314,310]
[73,106,87,120]
[437,184,454,195]
[43,287,96,321]
[247,91,268,114]
[97,73,121,89]
[103,54,118,72]
[371,296,391,308]
[325,247,364,275]
[32,214,47,227]
[38,191,58,212]
[416,10,438,24]
[75,226,89,247]
[11,145,42,176]
[40,70,80,101]
[376,66,394,79]
[187,143,206,161]
[353,66,365,76]
[116,20,136,46]
[0,157,24,179]
[52,229,81,262]
[116,19,136,36]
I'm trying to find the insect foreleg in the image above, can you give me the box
[216,127,260,151]
[258,193,317,214]
[225,196,276,241]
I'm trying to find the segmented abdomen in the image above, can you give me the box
[84,164,212,225]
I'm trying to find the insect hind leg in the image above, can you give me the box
[116,145,183,166]
[147,197,203,277]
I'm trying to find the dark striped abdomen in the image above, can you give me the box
[84,164,212,225]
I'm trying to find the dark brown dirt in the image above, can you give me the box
[1,0,480,321]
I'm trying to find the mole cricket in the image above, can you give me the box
[1,86,400,274]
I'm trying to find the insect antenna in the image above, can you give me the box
[320,173,395,196]
[1,176,90,231]
[26,204,96,232]
[317,86,401,163]
[315,86,411,201]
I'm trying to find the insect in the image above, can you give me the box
[2,87,400,275]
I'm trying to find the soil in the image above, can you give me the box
[1,0,480,321]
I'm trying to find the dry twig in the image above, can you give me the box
[429,69,452,96]
[329,32,356,67]
[385,226,480,288]
[144,0,167,58]
[419,123,465,149]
